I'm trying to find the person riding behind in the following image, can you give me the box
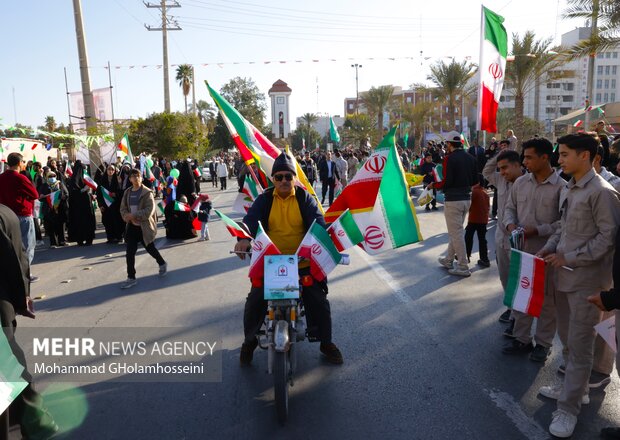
[234,153,343,366]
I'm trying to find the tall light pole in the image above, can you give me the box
[351,63,362,114]
[585,2,599,129]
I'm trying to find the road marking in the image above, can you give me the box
[485,389,548,440]
[354,247,411,304]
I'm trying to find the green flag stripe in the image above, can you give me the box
[311,223,342,263]
[483,6,508,58]
[379,138,422,246]
[504,250,521,307]
[340,210,363,244]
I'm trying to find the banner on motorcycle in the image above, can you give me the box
[296,220,342,281]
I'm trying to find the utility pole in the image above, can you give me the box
[585,1,599,130]
[351,64,362,114]
[191,65,196,116]
[72,0,99,167]
[145,0,181,113]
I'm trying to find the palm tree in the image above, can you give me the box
[300,112,318,146]
[190,100,216,129]
[563,0,620,58]
[175,64,193,114]
[343,114,374,148]
[505,31,561,143]
[401,101,435,154]
[427,59,475,130]
[44,116,56,132]
[361,85,395,138]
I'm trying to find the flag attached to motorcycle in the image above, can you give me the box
[249,222,281,279]
[327,209,363,252]
[296,220,342,282]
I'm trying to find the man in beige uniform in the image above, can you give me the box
[537,133,620,438]
[502,138,564,362]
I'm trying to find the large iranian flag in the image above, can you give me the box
[504,249,545,317]
[296,220,342,282]
[327,209,363,252]
[249,222,281,279]
[476,6,507,133]
[233,174,263,214]
[354,134,423,255]
[324,126,396,223]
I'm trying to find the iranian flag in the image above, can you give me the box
[233,175,263,214]
[118,133,134,164]
[476,6,507,133]
[100,187,115,207]
[214,209,252,239]
[460,133,471,149]
[65,162,73,177]
[249,221,281,279]
[432,164,443,182]
[503,249,545,317]
[157,201,165,215]
[296,220,342,282]
[174,201,191,212]
[327,209,363,252]
[83,173,98,190]
[573,120,583,128]
[0,328,28,414]
[190,198,202,213]
[324,126,396,223]
[144,165,155,182]
[33,200,43,219]
[46,190,62,209]
[354,133,423,255]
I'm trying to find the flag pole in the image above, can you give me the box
[246,162,264,190]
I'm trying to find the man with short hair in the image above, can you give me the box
[428,131,478,277]
[347,152,359,181]
[502,137,564,362]
[537,133,620,438]
[234,153,343,365]
[318,151,340,206]
[483,145,523,329]
[594,145,620,191]
[334,151,348,187]
[0,153,39,280]
[507,129,519,153]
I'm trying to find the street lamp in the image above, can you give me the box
[351,63,362,114]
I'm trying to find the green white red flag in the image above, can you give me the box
[324,126,396,223]
[0,327,28,414]
[65,162,73,177]
[46,190,61,209]
[100,187,115,207]
[233,174,263,214]
[83,173,98,190]
[33,200,43,219]
[296,220,342,281]
[174,201,191,212]
[504,249,545,317]
[476,6,507,133]
[330,116,340,143]
[214,209,252,239]
[432,164,443,182]
[327,209,363,252]
[249,221,281,279]
[573,120,583,128]
[118,133,134,164]
[353,129,423,255]
[157,201,165,215]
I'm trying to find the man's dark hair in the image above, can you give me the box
[496,150,521,164]
[522,137,553,158]
[557,133,598,162]
[424,152,432,158]
[596,145,605,159]
[499,139,510,146]
[7,152,23,167]
[128,168,141,177]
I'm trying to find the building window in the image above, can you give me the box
[606,52,612,59]
[564,83,574,91]
[596,93,602,102]
[560,108,571,115]
[406,96,412,103]
[612,93,616,102]
[614,52,619,59]
[598,53,604,59]
[604,93,609,102]
[598,66,604,75]
[605,79,610,89]
[545,107,555,114]
[276,96,285,104]
[348,103,354,110]
[597,79,603,88]
[613,79,617,89]
[563,95,574,102]
[613,66,618,75]
[606,66,611,75]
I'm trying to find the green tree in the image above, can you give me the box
[44,116,56,132]
[361,85,395,139]
[299,112,318,145]
[505,31,561,145]
[400,101,435,153]
[427,59,476,130]
[495,108,544,141]
[175,64,193,114]
[563,0,620,58]
[190,99,216,129]
[128,112,209,159]
[210,77,267,151]
[342,114,374,148]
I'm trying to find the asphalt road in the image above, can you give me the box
[8,181,620,440]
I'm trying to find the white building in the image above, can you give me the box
[268,79,292,139]
[499,27,620,133]
[295,115,345,139]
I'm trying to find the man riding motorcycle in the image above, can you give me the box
[234,152,343,365]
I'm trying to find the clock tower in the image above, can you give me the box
[268,79,292,138]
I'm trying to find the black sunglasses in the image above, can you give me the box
[274,173,293,182]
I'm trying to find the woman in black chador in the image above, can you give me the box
[97,164,125,243]
[66,160,96,246]
[176,160,196,206]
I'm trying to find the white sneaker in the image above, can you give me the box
[159,263,168,277]
[448,267,471,277]
[198,237,206,242]
[437,256,454,269]
[549,409,577,438]
[539,383,589,404]
[120,278,137,289]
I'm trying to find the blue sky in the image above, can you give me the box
[2,0,581,129]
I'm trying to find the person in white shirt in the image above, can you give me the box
[216,159,229,190]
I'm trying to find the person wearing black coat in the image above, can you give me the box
[317,151,340,206]
[164,195,197,240]
[37,172,69,247]
[97,165,125,243]
[176,161,196,205]
[0,204,59,439]
[66,160,96,246]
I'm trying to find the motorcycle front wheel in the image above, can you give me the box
[273,351,289,425]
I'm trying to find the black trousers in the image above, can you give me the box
[219,177,227,190]
[1,300,52,437]
[125,224,165,279]
[243,274,333,344]
[465,223,489,262]
[102,206,124,241]
[321,178,336,205]
[211,174,218,187]
[43,218,65,246]
[492,188,498,217]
